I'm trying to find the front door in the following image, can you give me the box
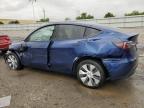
[21,25,55,69]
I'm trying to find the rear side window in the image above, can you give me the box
[85,28,101,37]
[53,25,85,40]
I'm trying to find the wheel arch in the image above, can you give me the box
[72,56,109,78]
[4,49,23,70]
[4,49,21,63]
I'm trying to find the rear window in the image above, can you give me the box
[85,28,101,37]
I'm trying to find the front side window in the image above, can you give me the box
[28,26,55,42]
[53,25,85,40]
[85,28,101,37]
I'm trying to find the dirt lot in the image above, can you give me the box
[0,27,144,108]
[0,54,144,108]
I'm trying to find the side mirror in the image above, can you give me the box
[19,43,28,52]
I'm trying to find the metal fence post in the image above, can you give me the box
[142,16,144,27]
[123,17,126,28]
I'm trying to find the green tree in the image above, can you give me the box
[8,20,20,24]
[87,15,94,19]
[76,12,94,20]
[125,10,144,16]
[0,21,4,24]
[104,12,115,18]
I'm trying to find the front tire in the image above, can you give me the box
[76,60,105,88]
[5,52,22,70]
[0,50,7,55]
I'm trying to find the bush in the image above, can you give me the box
[65,17,71,21]
[125,10,144,16]
[0,21,4,24]
[76,12,94,20]
[8,20,20,24]
[39,18,49,22]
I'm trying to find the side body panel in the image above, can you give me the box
[49,32,124,74]
[9,41,50,69]
[21,42,50,69]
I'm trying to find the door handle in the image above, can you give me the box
[88,38,100,42]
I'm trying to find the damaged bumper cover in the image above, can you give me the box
[102,57,138,80]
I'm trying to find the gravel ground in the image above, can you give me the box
[0,55,144,108]
[0,27,144,108]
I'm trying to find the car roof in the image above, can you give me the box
[46,21,115,31]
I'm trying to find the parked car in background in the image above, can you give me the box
[4,22,138,88]
[0,34,11,54]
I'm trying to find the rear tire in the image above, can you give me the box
[5,52,22,70]
[76,60,105,88]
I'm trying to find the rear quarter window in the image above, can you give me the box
[85,28,101,37]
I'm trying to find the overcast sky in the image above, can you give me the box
[0,0,143,21]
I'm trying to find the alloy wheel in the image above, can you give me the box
[78,64,101,87]
[6,54,18,70]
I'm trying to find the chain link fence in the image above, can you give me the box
[0,15,144,47]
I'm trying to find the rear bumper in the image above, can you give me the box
[102,57,138,80]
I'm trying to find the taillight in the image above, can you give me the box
[4,36,10,40]
[113,41,136,50]
[0,36,11,44]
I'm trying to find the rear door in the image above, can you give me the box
[22,25,55,69]
[49,24,85,73]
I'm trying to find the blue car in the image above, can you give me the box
[5,22,138,88]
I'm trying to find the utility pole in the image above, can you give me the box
[76,10,80,17]
[29,0,37,20]
[43,9,46,20]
